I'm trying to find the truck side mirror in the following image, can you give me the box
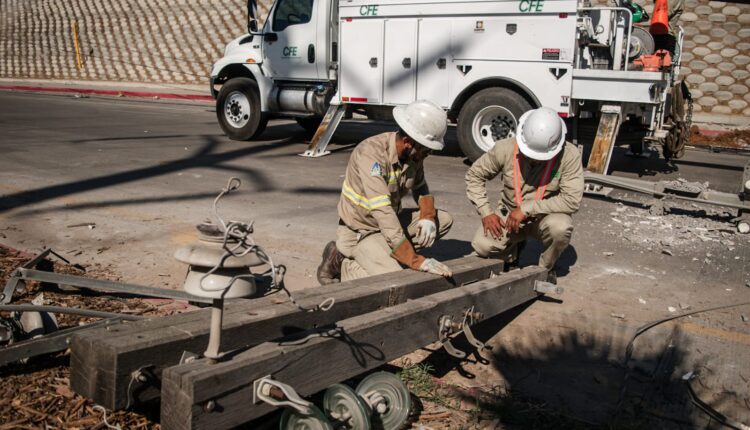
[248,18,259,33]
[247,0,259,33]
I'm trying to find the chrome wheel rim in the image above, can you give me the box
[471,105,517,152]
[224,91,251,128]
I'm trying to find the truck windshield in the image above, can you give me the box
[272,0,314,31]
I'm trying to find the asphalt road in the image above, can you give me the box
[1,91,749,426]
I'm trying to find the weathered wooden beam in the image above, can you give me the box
[160,266,548,430]
[587,104,622,175]
[70,256,501,409]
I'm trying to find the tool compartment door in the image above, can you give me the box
[383,19,417,105]
[417,18,452,108]
[339,19,384,103]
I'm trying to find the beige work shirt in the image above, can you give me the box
[466,137,584,218]
[338,132,427,249]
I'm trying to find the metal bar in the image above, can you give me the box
[0,317,124,367]
[0,304,145,321]
[1,248,54,304]
[584,172,750,211]
[16,268,214,303]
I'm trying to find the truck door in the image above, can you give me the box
[339,19,384,103]
[264,0,323,80]
[383,20,418,105]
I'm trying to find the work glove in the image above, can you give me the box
[419,258,453,278]
[391,239,425,270]
[415,219,437,248]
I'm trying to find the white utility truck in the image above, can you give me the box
[210,0,688,165]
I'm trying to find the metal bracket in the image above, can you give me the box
[441,337,467,359]
[179,351,199,365]
[1,248,59,304]
[438,315,467,359]
[534,280,564,295]
[253,375,314,415]
[461,307,486,350]
[583,183,613,197]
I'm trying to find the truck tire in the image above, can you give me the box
[295,116,323,135]
[457,87,533,162]
[216,77,267,141]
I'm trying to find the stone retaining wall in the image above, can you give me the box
[1,0,747,118]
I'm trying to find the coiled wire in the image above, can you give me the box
[198,178,334,312]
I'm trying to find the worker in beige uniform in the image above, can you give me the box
[465,107,584,278]
[316,100,454,284]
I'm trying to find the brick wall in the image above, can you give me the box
[1,0,747,118]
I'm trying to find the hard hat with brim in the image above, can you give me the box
[515,109,567,161]
[393,102,446,151]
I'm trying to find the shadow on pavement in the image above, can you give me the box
[0,135,296,213]
[409,304,748,429]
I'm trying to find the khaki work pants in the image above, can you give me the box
[471,211,573,270]
[336,209,453,281]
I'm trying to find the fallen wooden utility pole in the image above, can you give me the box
[160,266,550,430]
[70,256,501,409]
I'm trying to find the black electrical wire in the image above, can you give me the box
[618,300,750,429]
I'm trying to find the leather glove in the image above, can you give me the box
[391,239,425,270]
[415,219,437,248]
[418,195,437,222]
[419,258,453,277]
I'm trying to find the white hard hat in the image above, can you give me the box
[393,100,447,151]
[516,107,567,161]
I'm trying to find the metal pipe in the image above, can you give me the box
[0,304,144,321]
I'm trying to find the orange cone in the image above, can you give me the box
[650,0,669,35]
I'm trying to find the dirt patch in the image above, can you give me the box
[689,126,750,150]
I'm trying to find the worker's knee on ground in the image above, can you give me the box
[437,210,453,236]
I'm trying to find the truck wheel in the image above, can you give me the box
[216,78,267,141]
[295,117,323,135]
[457,87,533,162]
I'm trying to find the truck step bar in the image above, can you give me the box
[300,104,346,158]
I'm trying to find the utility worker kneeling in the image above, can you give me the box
[317,100,454,284]
[465,107,584,278]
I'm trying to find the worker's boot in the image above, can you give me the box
[316,241,345,285]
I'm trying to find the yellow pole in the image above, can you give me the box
[72,20,83,70]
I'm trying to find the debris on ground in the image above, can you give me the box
[1,245,175,429]
[604,198,749,260]
[662,177,710,195]
[689,127,750,150]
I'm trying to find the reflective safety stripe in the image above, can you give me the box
[386,169,401,184]
[342,182,391,210]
